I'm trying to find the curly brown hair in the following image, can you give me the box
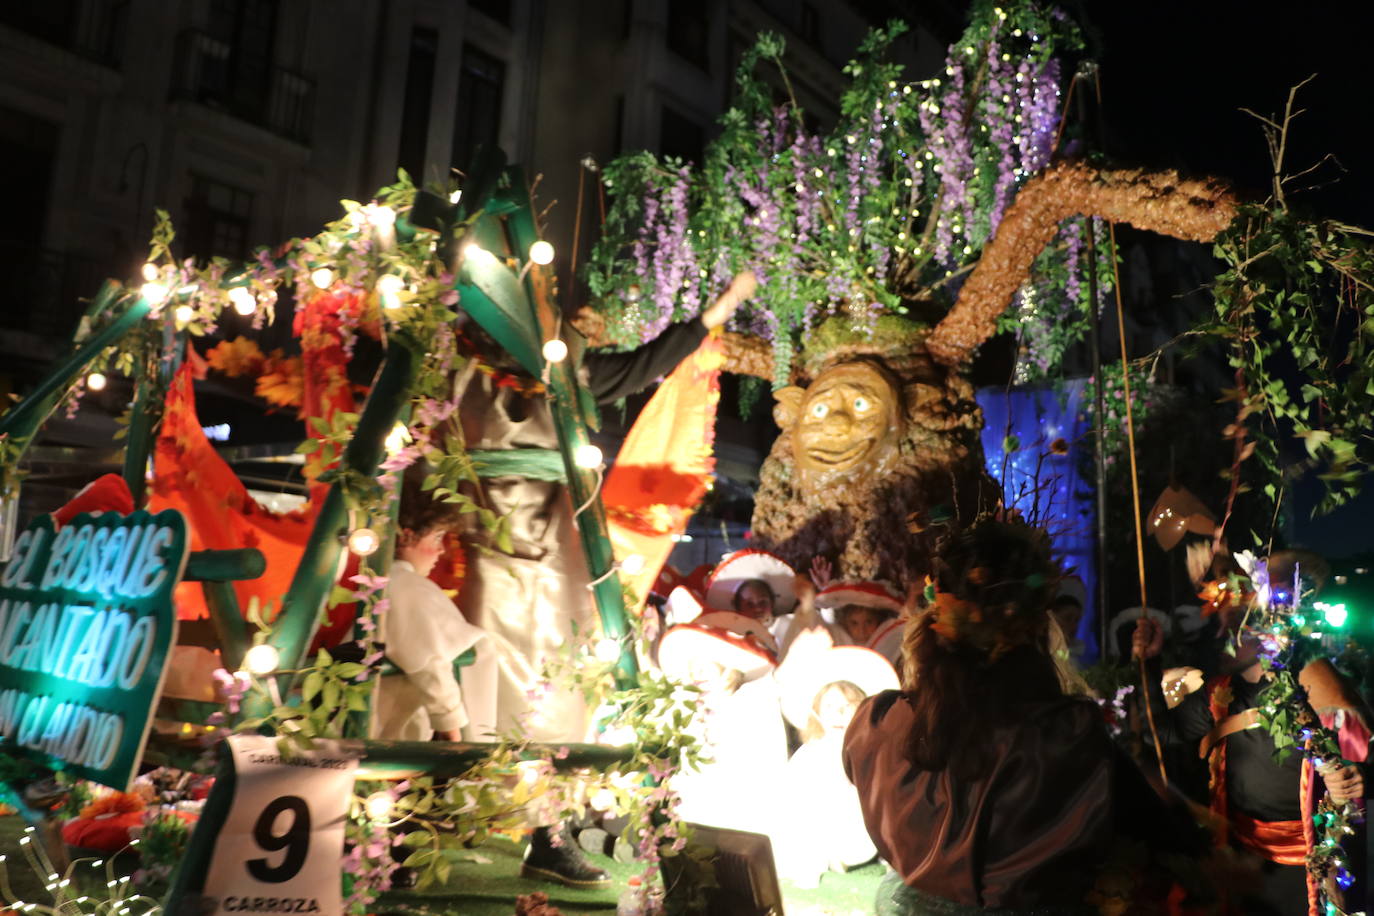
[396,465,468,535]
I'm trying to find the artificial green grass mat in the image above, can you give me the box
[1,816,882,915]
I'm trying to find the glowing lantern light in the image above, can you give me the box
[573,444,603,469]
[377,274,404,295]
[174,305,194,324]
[347,527,381,557]
[243,644,280,675]
[364,791,394,820]
[528,240,555,265]
[542,339,568,363]
[228,287,257,316]
[310,267,335,289]
[86,372,107,392]
[141,282,169,305]
[141,263,160,282]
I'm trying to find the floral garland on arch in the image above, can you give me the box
[585,0,1111,386]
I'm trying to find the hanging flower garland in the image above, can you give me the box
[586,1,1102,386]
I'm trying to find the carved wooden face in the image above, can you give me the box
[774,362,901,493]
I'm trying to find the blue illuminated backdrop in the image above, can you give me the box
[977,379,1099,662]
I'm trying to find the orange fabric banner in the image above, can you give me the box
[602,332,724,612]
[148,364,318,620]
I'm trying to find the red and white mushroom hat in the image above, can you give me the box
[815,581,903,615]
[657,614,779,684]
[704,549,798,614]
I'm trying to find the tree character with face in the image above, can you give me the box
[751,319,999,585]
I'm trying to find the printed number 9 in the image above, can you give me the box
[247,795,311,882]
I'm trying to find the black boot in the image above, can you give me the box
[521,824,611,888]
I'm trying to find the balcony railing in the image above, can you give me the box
[169,29,315,145]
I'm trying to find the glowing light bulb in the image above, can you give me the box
[573,444,603,469]
[462,242,492,263]
[86,372,107,392]
[228,287,256,316]
[377,274,404,295]
[528,240,555,265]
[449,189,463,204]
[310,267,335,289]
[384,422,410,456]
[594,639,623,664]
[542,339,568,363]
[243,644,280,675]
[364,791,394,820]
[589,788,618,811]
[141,282,169,305]
[619,554,646,576]
[141,262,159,282]
[347,527,381,557]
[625,284,642,303]
[174,305,194,324]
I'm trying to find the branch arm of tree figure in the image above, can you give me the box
[924,160,1240,367]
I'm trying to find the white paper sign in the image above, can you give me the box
[202,735,358,916]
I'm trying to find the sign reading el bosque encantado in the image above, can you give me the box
[0,510,186,789]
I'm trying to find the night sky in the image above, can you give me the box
[1084,0,1374,225]
[1066,1,1374,557]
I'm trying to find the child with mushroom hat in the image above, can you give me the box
[770,627,899,887]
[704,548,801,653]
[816,580,905,668]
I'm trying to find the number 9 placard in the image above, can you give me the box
[201,735,358,916]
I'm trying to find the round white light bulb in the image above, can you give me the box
[528,240,555,265]
[542,339,569,363]
[448,189,463,205]
[347,527,381,557]
[367,205,396,227]
[228,287,257,316]
[573,444,603,469]
[619,554,646,576]
[174,305,194,324]
[310,267,335,290]
[377,274,404,295]
[364,791,394,821]
[594,638,622,664]
[86,372,107,392]
[384,422,410,456]
[141,262,160,282]
[243,644,280,675]
[141,282,169,305]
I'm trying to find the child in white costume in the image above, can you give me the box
[374,484,497,742]
[656,596,789,836]
[771,632,898,887]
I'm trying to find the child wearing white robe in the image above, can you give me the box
[373,500,496,742]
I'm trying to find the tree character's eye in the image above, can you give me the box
[811,402,829,419]
[853,396,871,413]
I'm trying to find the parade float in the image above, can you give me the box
[1,0,1374,914]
